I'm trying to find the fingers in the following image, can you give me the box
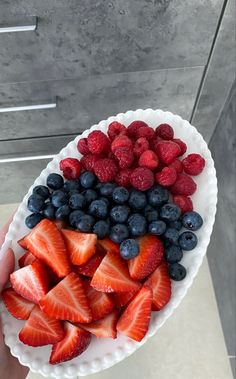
[0,214,15,247]
[0,248,15,293]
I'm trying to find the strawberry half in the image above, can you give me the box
[113,288,139,308]
[98,238,119,254]
[78,309,119,339]
[61,229,97,265]
[117,286,152,342]
[18,251,36,268]
[19,305,64,347]
[73,249,105,277]
[91,252,140,293]
[17,237,27,249]
[84,281,114,321]
[128,235,164,281]
[50,322,91,364]
[39,272,92,323]
[1,287,34,320]
[10,260,49,304]
[23,219,71,278]
[144,262,171,311]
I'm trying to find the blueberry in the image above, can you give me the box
[169,220,182,231]
[63,179,80,192]
[128,214,147,237]
[82,189,98,206]
[43,203,56,219]
[80,171,97,189]
[110,205,130,223]
[148,220,166,235]
[182,211,203,231]
[69,210,85,228]
[160,203,181,222]
[51,190,68,208]
[69,190,80,196]
[55,205,71,220]
[168,263,186,281]
[99,183,116,197]
[99,197,110,207]
[144,205,158,223]
[165,245,183,264]
[112,187,129,204]
[120,239,140,260]
[110,224,129,244]
[25,213,44,229]
[147,185,169,207]
[88,200,108,219]
[69,193,86,209]
[77,215,95,232]
[164,227,179,245]
[33,185,50,200]
[27,195,45,213]
[47,173,64,190]
[178,231,198,251]
[129,190,147,210]
[93,220,110,239]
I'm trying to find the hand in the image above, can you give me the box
[0,218,29,379]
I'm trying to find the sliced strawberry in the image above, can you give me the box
[53,220,66,230]
[91,252,140,293]
[18,251,36,268]
[23,219,71,278]
[10,260,49,304]
[39,272,92,323]
[73,249,105,277]
[17,237,27,249]
[19,305,64,347]
[1,287,34,320]
[50,322,91,364]
[84,281,114,321]
[144,262,171,311]
[78,309,119,339]
[117,286,152,342]
[128,235,164,281]
[113,288,139,308]
[61,229,97,265]
[98,238,119,254]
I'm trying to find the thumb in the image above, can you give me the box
[0,248,15,293]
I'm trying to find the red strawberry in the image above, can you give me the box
[19,305,64,347]
[73,249,105,277]
[144,262,171,310]
[10,260,49,304]
[155,140,181,164]
[117,286,152,342]
[1,288,34,320]
[18,251,36,268]
[50,322,91,364]
[170,173,197,196]
[23,219,71,278]
[98,238,120,254]
[53,220,66,230]
[91,252,140,293]
[18,237,27,249]
[78,309,119,339]
[61,229,97,265]
[39,272,92,323]
[113,288,139,308]
[84,281,114,321]
[128,235,164,281]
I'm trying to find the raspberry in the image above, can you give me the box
[155,140,181,164]
[172,138,187,155]
[87,130,110,154]
[114,147,134,169]
[80,154,99,172]
[172,195,193,214]
[155,123,174,140]
[136,126,155,141]
[139,150,158,170]
[77,138,90,155]
[94,158,118,182]
[169,158,183,173]
[108,121,127,141]
[133,137,149,157]
[170,173,197,196]
[182,153,205,176]
[127,120,149,137]
[130,167,154,191]
[155,166,177,187]
[59,158,82,180]
[111,135,133,153]
[115,169,132,187]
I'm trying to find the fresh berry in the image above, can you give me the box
[115,169,132,187]
[69,193,85,209]
[10,260,49,304]
[23,219,71,278]
[111,135,133,152]
[88,199,108,219]
[18,251,36,268]
[172,138,187,155]
[69,210,85,228]
[43,204,56,220]
[130,167,154,191]
[112,186,129,204]
[144,262,171,310]
[110,205,130,223]
[60,158,82,180]
[169,220,182,230]
[114,147,134,169]
[63,179,81,192]
[84,281,114,321]
[94,158,118,182]
[148,220,166,236]
[147,185,169,206]
[165,245,183,263]
[77,215,95,233]
[78,309,119,339]
[156,166,177,187]
[17,237,28,249]
[51,190,68,208]
[143,205,158,223]
[172,195,193,214]
[170,174,197,196]
[19,305,64,347]
[178,231,198,250]
[120,239,140,260]
[61,229,97,265]
[108,121,127,140]
[82,189,98,205]
[77,138,90,155]
[73,249,105,277]
[27,195,45,213]
[113,290,138,307]
[127,120,149,137]
[91,252,140,293]
[139,150,159,170]
[160,203,181,222]
[164,227,179,245]
[117,286,152,342]
[135,125,155,140]
[128,214,147,237]
[1,288,34,320]
[97,238,120,255]
[47,173,64,190]
[25,213,44,229]
[169,158,183,173]
[87,130,110,154]
[33,185,50,200]
[109,224,129,244]
[168,263,186,281]
[80,171,97,189]
[55,205,71,220]
[81,154,99,172]
[182,211,203,231]
[128,235,164,280]
[99,182,116,197]
[93,220,110,239]
[133,137,149,157]
[182,153,205,175]
[155,140,181,164]
[155,123,174,140]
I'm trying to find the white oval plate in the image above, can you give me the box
[0,109,217,378]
